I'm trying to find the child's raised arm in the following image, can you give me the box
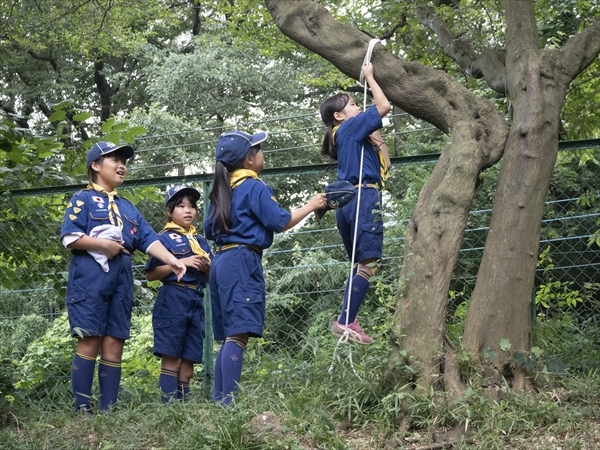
[361,62,391,118]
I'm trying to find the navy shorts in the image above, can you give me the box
[209,246,265,341]
[65,252,133,340]
[152,284,205,363]
[336,187,384,264]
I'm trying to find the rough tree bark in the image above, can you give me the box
[462,1,600,390]
[266,0,600,396]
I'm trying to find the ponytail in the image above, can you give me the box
[319,93,349,162]
[208,161,233,234]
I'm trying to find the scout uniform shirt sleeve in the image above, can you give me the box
[252,181,292,232]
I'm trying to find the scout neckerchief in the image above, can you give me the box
[230,169,258,189]
[163,222,210,259]
[89,182,123,230]
[331,125,390,187]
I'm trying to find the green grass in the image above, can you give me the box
[2,338,600,449]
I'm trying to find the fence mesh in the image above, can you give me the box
[1,139,600,404]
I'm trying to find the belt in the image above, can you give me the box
[164,281,198,290]
[217,243,263,257]
[354,182,380,190]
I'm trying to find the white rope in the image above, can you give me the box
[329,38,381,377]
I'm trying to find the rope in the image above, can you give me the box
[329,38,381,377]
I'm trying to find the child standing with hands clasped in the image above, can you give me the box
[320,61,391,345]
[60,142,186,414]
[145,186,212,403]
[205,130,326,405]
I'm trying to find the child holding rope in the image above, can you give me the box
[205,130,326,405]
[320,61,391,344]
[60,142,186,414]
[145,186,211,403]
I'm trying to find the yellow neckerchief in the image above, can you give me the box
[88,182,123,229]
[163,222,209,258]
[230,169,258,189]
[332,126,390,187]
[369,136,391,187]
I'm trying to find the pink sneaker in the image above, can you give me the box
[331,319,373,344]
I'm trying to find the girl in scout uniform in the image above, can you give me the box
[204,130,326,405]
[146,186,212,403]
[60,141,186,414]
[319,61,392,345]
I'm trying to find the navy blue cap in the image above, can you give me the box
[165,185,200,205]
[215,130,268,166]
[315,180,356,220]
[86,141,134,168]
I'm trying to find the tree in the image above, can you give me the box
[264,0,600,396]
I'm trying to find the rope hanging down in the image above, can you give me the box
[329,38,382,377]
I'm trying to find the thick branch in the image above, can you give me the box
[558,18,600,83]
[415,6,507,94]
[27,50,58,72]
[265,0,508,169]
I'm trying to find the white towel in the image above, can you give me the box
[88,225,123,273]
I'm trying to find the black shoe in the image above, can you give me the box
[75,404,94,416]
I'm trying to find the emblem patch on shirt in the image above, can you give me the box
[169,233,183,243]
[271,196,277,202]
[73,207,81,214]
[69,214,77,220]
[67,202,73,208]
[76,200,84,207]
[130,226,138,236]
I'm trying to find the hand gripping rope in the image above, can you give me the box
[329,38,382,378]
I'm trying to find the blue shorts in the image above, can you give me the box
[152,284,205,363]
[209,246,265,341]
[336,187,384,264]
[65,252,133,340]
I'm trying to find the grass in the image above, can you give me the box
[2,338,600,449]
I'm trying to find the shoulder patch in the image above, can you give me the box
[69,214,77,220]
[271,196,278,202]
[73,207,81,214]
[76,200,84,207]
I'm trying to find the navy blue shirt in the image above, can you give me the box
[145,230,212,287]
[204,178,291,249]
[60,187,158,253]
[335,105,383,185]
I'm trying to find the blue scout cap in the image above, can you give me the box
[165,185,201,205]
[315,180,356,220]
[215,130,268,166]
[86,141,134,168]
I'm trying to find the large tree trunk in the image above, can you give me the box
[462,1,600,391]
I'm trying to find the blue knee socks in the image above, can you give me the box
[212,348,224,402]
[159,368,178,403]
[216,338,246,406]
[177,381,190,401]
[98,359,122,411]
[71,352,96,410]
[339,270,370,325]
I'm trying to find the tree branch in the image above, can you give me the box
[415,5,507,94]
[558,18,600,83]
[27,50,58,72]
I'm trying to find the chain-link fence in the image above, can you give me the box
[1,139,600,404]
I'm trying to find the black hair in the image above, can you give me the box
[87,150,129,183]
[166,193,198,218]
[319,93,349,161]
[207,145,260,234]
